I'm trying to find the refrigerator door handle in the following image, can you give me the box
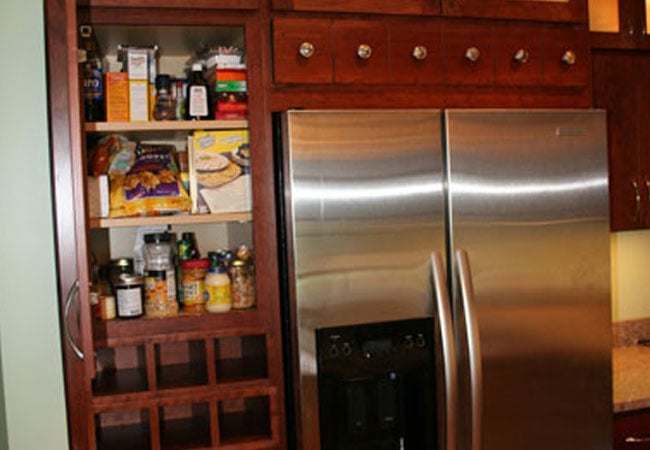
[456,249,483,450]
[430,252,457,450]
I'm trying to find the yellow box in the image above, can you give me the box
[105,72,129,122]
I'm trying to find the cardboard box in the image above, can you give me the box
[128,80,149,122]
[188,130,251,214]
[105,72,129,122]
[87,175,110,218]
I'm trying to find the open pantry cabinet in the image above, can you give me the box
[45,1,285,449]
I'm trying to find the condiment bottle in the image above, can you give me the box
[79,25,105,122]
[205,266,232,313]
[153,74,175,121]
[185,63,211,120]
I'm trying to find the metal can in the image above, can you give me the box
[229,260,255,309]
[114,274,144,319]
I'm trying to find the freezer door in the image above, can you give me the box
[280,110,446,450]
[445,110,612,450]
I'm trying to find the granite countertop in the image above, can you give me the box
[613,345,650,413]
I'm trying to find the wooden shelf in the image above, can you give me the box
[85,120,249,133]
[93,368,149,397]
[216,357,268,383]
[89,212,252,229]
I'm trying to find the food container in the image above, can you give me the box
[229,260,255,309]
[114,274,144,319]
[180,258,211,312]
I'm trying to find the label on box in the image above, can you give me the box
[106,72,129,122]
[129,81,149,122]
[127,49,148,80]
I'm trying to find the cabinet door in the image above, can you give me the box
[333,20,389,85]
[271,0,439,15]
[493,24,543,86]
[273,18,333,84]
[389,20,443,85]
[614,410,650,449]
[542,27,589,87]
[86,0,259,8]
[592,51,644,231]
[442,0,586,23]
[442,21,493,86]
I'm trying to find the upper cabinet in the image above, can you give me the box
[442,0,587,23]
[590,0,650,49]
[271,0,439,15]
[83,0,259,8]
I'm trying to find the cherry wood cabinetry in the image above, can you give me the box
[593,50,650,231]
[271,0,439,16]
[614,409,650,449]
[84,0,258,8]
[442,0,586,23]
[590,0,650,50]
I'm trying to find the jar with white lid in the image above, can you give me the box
[205,266,231,313]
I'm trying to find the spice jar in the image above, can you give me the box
[114,274,144,319]
[143,232,178,317]
[229,260,255,309]
[205,266,232,313]
[181,258,210,312]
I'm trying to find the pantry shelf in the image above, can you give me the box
[89,212,252,229]
[85,120,249,133]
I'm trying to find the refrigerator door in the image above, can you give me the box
[279,110,446,450]
[445,110,612,450]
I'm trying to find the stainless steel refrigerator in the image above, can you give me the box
[275,109,612,450]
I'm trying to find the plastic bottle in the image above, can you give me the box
[205,266,232,313]
[185,63,211,120]
[153,74,175,121]
[79,25,105,122]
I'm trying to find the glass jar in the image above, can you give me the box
[205,266,231,313]
[114,274,144,319]
[143,232,177,317]
[229,260,255,309]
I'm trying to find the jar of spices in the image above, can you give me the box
[205,265,232,313]
[180,258,210,312]
[143,232,178,317]
[229,260,255,309]
[114,274,144,319]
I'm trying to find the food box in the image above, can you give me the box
[105,72,129,122]
[87,175,110,218]
[188,130,251,214]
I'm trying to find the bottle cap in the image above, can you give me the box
[155,74,171,91]
[181,258,211,270]
[144,232,172,244]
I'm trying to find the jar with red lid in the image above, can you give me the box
[180,258,211,312]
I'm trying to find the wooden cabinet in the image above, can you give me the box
[615,409,650,449]
[592,51,650,231]
[442,0,586,23]
[271,0,439,16]
[442,21,494,85]
[85,0,258,9]
[45,3,285,450]
[590,0,650,50]
[332,20,389,84]
[389,20,443,85]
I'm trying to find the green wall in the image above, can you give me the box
[611,230,650,321]
[0,0,70,449]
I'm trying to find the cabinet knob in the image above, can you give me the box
[357,44,373,60]
[465,46,481,62]
[513,48,529,64]
[412,45,428,61]
[299,42,315,59]
[561,50,577,66]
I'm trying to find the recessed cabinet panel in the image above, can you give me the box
[273,18,333,84]
[493,24,543,86]
[155,340,208,390]
[86,0,258,8]
[214,334,268,382]
[542,27,589,87]
[333,20,389,85]
[159,403,211,450]
[94,345,149,396]
[218,395,271,444]
[389,20,443,85]
[96,409,151,450]
[442,22,494,85]
[271,0,439,15]
[442,0,586,23]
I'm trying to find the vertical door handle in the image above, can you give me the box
[633,179,641,223]
[456,249,482,450]
[430,252,457,450]
[64,280,84,360]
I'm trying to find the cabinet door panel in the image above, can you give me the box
[87,0,259,8]
[542,27,589,87]
[441,0,586,23]
[333,20,389,85]
[615,410,650,449]
[493,24,543,86]
[389,20,443,85]
[442,22,493,86]
[272,0,439,15]
[273,18,333,84]
[592,51,643,231]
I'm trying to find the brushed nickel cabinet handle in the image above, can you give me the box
[357,44,372,60]
[64,280,84,360]
[626,436,650,443]
[513,48,529,63]
[299,42,315,59]
[412,45,428,61]
[561,50,577,66]
[465,46,481,62]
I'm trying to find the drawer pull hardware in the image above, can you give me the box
[412,45,428,61]
[625,436,650,443]
[64,280,84,360]
[633,179,641,223]
[561,50,577,66]
[357,44,373,60]
[299,42,315,59]
[513,48,529,64]
[465,46,481,62]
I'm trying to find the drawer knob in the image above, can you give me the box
[412,45,428,61]
[465,46,481,62]
[513,48,529,64]
[357,44,373,60]
[561,50,577,66]
[299,42,315,59]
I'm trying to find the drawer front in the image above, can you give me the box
[389,20,443,85]
[442,22,494,86]
[272,0,439,15]
[542,27,589,88]
[273,18,333,84]
[493,24,543,87]
[615,410,650,449]
[333,20,389,85]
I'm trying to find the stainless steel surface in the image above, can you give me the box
[283,110,445,450]
[64,280,84,360]
[562,49,577,65]
[465,46,481,62]
[357,43,372,59]
[445,109,611,450]
[299,42,315,58]
[513,48,529,63]
[456,249,483,450]
[431,252,458,450]
[412,45,428,60]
